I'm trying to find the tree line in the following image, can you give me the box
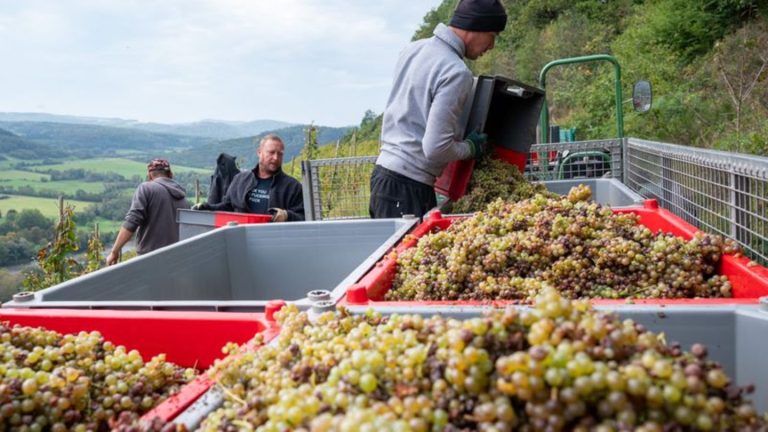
[0,208,116,268]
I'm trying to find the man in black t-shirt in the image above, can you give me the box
[247,175,273,214]
[194,134,304,222]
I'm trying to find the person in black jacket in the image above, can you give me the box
[194,134,304,222]
[207,153,240,205]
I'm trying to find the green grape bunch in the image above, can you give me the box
[389,186,738,301]
[202,286,766,431]
[0,323,196,431]
[448,157,557,214]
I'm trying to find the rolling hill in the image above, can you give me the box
[128,119,295,139]
[0,127,67,160]
[0,113,294,140]
[0,115,351,172]
[0,121,212,158]
[165,125,351,169]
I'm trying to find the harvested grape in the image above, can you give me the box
[201,286,765,431]
[448,156,556,214]
[389,186,737,301]
[0,323,196,430]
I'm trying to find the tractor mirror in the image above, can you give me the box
[632,80,652,113]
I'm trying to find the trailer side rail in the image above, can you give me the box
[301,140,623,221]
[625,138,768,265]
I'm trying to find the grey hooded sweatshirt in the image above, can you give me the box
[123,177,190,254]
[376,23,474,186]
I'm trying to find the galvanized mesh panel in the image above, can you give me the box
[524,139,623,181]
[302,140,623,220]
[625,138,768,265]
[302,156,377,220]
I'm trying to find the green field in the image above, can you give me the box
[0,158,40,170]
[0,170,50,181]
[0,170,108,194]
[89,217,123,233]
[0,195,95,219]
[32,158,209,178]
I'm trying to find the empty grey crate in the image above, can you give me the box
[540,178,645,207]
[177,208,218,240]
[4,219,416,311]
[176,209,272,241]
[173,304,768,429]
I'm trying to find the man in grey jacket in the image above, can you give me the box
[370,0,507,218]
[107,159,190,265]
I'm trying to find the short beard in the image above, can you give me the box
[259,164,279,177]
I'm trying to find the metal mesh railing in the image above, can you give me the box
[625,138,768,265]
[524,139,623,181]
[301,140,623,220]
[301,156,377,221]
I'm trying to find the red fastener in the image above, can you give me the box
[346,285,369,304]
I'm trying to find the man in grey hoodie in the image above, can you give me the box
[370,0,507,218]
[107,159,190,265]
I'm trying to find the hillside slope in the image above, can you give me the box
[361,0,768,155]
[0,121,212,158]
[0,113,295,140]
[166,125,350,169]
[0,127,67,160]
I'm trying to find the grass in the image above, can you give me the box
[0,170,107,194]
[284,138,379,179]
[0,170,51,181]
[88,217,123,234]
[31,158,209,178]
[282,139,379,219]
[0,195,95,219]
[1,158,43,167]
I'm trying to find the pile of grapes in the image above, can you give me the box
[202,287,765,431]
[389,186,738,301]
[0,323,196,431]
[448,156,556,214]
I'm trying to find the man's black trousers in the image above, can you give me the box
[369,165,437,219]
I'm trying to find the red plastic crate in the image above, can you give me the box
[434,148,527,202]
[213,211,272,227]
[143,301,286,424]
[343,199,768,306]
[494,147,528,172]
[434,159,475,202]
[0,308,281,423]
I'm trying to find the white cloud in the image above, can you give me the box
[0,0,441,126]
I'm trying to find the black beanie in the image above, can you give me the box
[449,0,507,33]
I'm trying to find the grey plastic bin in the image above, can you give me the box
[177,209,218,241]
[539,178,645,208]
[4,219,416,311]
[176,209,273,241]
[173,304,768,429]
[344,304,768,414]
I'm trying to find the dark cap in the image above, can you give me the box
[147,158,171,172]
[449,0,507,33]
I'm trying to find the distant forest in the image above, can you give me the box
[0,121,349,169]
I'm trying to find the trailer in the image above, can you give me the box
[3,55,768,430]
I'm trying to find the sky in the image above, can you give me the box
[0,0,442,127]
